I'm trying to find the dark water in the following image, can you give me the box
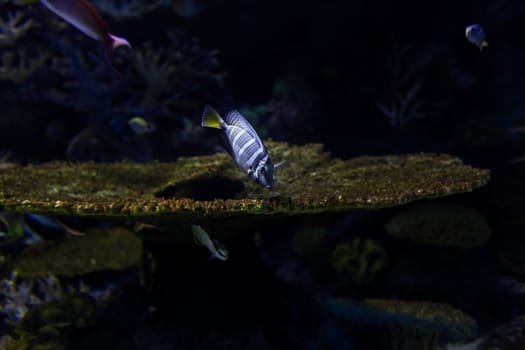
[1,0,525,349]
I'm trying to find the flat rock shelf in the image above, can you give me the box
[0,141,490,221]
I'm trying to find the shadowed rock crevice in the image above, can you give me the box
[154,176,245,200]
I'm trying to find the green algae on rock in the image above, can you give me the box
[326,297,478,347]
[385,202,491,248]
[14,227,141,277]
[0,142,489,220]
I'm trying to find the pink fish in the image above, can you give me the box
[40,0,130,56]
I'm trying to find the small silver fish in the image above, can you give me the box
[128,116,155,135]
[40,0,131,57]
[201,105,277,188]
[191,224,228,261]
[465,24,489,51]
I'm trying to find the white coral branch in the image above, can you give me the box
[0,10,33,48]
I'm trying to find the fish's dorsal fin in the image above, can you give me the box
[224,110,259,138]
[191,225,204,245]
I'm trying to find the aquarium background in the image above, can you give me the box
[0,0,525,349]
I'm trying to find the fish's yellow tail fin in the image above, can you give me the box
[481,41,489,51]
[201,105,224,129]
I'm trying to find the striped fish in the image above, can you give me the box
[192,224,228,261]
[201,105,275,188]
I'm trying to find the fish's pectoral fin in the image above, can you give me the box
[218,132,234,157]
[191,225,203,245]
[61,222,84,236]
[193,233,202,246]
[201,105,223,129]
[274,160,287,169]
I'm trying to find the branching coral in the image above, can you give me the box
[0,271,91,326]
[39,29,223,160]
[376,37,447,128]
[376,40,427,127]
[129,33,224,109]
[0,49,48,83]
[45,37,125,117]
[0,6,47,83]
[0,10,32,48]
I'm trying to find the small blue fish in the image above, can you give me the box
[128,116,155,135]
[465,24,489,51]
[201,105,277,188]
[191,224,228,261]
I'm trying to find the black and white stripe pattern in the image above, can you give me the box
[224,124,267,172]
[201,107,274,188]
